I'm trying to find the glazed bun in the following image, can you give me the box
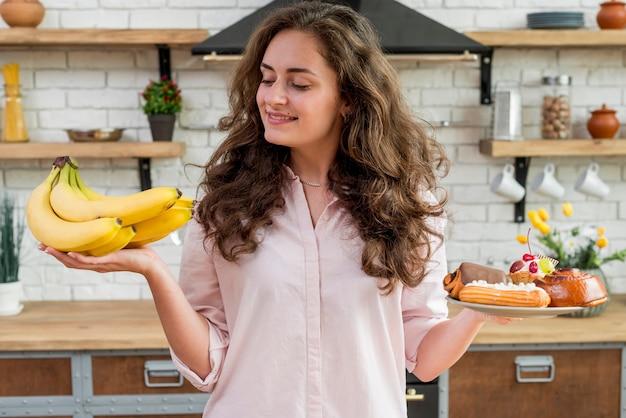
[534,268,608,307]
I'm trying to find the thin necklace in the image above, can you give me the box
[300,179,330,187]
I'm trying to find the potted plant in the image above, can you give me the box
[0,193,25,316]
[141,75,182,142]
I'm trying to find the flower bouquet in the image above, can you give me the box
[517,202,626,270]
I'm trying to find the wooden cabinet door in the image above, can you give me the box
[448,349,621,418]
[91,354,202,396]
[0,357,72,396]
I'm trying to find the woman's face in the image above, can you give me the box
[256,29,349,154]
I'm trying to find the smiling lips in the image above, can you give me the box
[267,111,297,123]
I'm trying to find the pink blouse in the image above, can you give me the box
[171,170,449,418]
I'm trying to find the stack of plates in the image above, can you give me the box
[527,12,584,29]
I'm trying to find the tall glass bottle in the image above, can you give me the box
[2,83,28,142]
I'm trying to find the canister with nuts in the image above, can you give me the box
[541,75,572,139]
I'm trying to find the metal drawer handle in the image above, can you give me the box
[515,355,555,383]
[405,387,425,402]
[144,360,184,388]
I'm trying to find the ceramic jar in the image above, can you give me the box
[597,0,626,29]
[0,0,45,28]
[587,104,620,139]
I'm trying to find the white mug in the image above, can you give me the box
[530,163,565,199]
[490,163,525,202]
[575,162,610,198]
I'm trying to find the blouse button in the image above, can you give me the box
[323,214,330,221]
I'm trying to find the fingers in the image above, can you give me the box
[481,314,523,324]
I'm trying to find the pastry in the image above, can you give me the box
[459,280,551,308]
[534,268,608,307]
[508,253,558,284]
[443,262,510,299]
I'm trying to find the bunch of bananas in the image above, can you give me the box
[26,156,195,256]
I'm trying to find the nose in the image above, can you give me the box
[264,81,287,106]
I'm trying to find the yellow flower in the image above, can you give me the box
[538,207,549,222]
[516,235,528,244]
[537,222,551,235]
[562,202,574,217]
[597,236,608,248]
[528,210,541,227]
[597,227,605,236]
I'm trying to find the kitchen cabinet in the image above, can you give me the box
[0,301,208,417]
[448,348,621,418]
[443,297,626,418]
[2,298,625,418]
[0,28,203,189]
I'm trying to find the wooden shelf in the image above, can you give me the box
[479,139,626,157]
[0,28,208,46]
[0,141,185,160]
[465,29,626,47]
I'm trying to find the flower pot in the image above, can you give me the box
[148,114,176,142]
[563,268,610,318]
[597,0,626,29]
[587,104,620,139]
[0,281,23,316]
[0,0,45,28]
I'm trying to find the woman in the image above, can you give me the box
[41,1,515,417]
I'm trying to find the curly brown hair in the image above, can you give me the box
[196,0,450,294]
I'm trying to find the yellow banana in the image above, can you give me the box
[50,159,182,226]
[81,225,136,256]
[128,205,193,244]
[26,162,123,252]
[125,230,172,249]
[70,163,108,201]
[174,194,196,208]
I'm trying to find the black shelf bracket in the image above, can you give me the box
[514,156,531,223]
[479,49,493,105]
[136,44,172,191]
[138,158,152,191]
[156,44,171,80]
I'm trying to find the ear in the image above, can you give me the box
[340,101,351,121]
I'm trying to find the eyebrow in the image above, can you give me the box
[260,62,318,77]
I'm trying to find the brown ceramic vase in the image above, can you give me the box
[597,0,626,29]
[587,104,620,139]
[0,0,45,28]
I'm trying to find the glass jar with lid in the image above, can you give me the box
[541,75,572,139]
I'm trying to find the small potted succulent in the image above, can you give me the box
[141,75,182,142]
[0,193,25,316]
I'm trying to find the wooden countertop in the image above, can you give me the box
[0,300,168,351]
[1,296,625,352]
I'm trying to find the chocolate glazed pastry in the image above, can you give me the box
[534,268,608,307]
[443,262,510,299]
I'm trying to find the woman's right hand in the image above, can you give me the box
[39,244,163,277]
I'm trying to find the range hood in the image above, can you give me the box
[191,0,493,104]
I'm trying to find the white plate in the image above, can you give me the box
[446,297,584,319]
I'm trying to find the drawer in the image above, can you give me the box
[0,357,72,396]
[448,348,621,418]
[91,354,202,396]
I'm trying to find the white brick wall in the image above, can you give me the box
[1,0,625,299]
